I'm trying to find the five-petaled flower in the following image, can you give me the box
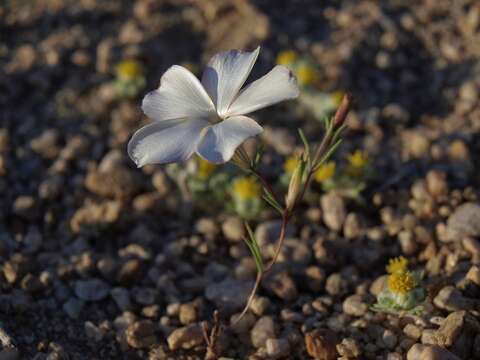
[128,47,299,167]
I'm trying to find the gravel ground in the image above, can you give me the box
[1,0,480,359]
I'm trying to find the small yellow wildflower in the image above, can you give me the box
[197,158,216,179]
[387,256,409,274]
[283,156,299,174]
[387,271,415,295]
[314,162,336,183]
[276,50,298,66]
[331,90,345,107]
[346,150,369,177]
[232,177,261,200]
[116,59,143,80]
[296,63,318,87]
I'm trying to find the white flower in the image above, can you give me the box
[128,47,299,167]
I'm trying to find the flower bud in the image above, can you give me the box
[285,156,307,211]
[333,93,353,129]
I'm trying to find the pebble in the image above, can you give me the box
[62,297,84,319]
[407,344,460,360]
[126,320,157,349]
[433,286,475,311]
[110,288,132,311]
[251,316,276,348]
[265,271,298,301]
[85,166,141,199]
[445,202,480,241]
[85,321,104,342]
[336,337,362,358]
[116,259,143,286]
[205,278,252,312]
[250,296,271,316]
[403,324,422,340]
[266,338,290,358]
[167,324,203,351]
[70,201,121,234]
[74,279,110,301]
[305,329,337,360]
[222,216,245,242]
[426,170,448,198]
[325,273,348,296]
[179,302,198,325]
[381,329,397,350]
[343,295,368,316]
[321,192,347,231]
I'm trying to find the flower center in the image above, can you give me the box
[208,114,223,125]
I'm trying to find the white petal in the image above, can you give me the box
[202,47,260,118]
[128,119,209,167]
[196,116,263,164]
[142,65,215,122]
[226,65,299,116]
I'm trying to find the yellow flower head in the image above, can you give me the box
[276,50,298,66]
[296,63,318,87]
[232,177,260,200]
[314,162,336,183]
[346,150,369,177]
[116,59,143,80]
[197,158,216,179]
[283,156,299,174]
[386,256,409,275]
[387,271,415,295]
[331,90,345,107]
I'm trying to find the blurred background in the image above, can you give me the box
[1,0,480,359]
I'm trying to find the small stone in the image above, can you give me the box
[433,311,480,359]
[403,324,422,340]
[179,302,198,325]
[85,166,141,199]
[251,316,276,348]
[117,259,143,286]
[195,218,219,240]
[407,344,460,360]
[30,129,60,159]
[433,286,476,311]
[70,201,121,234]
[370,275,387,296]
[250,296,270,316]
[321,192,346,231]
[463,237,480,260]
[305,329,337,360]
[126,320,157,349]
[326,273,348,297]
[465,266,480,286]
[381,329,397,350]
[336,338,361,358]
[426,170,448,198]
[446,202,480,241]
[85,321,104,342]
[74,279,110,302]
[20,274,43,293]
[343,295,368,316]
[63,297,84,319]
[205,278,252,312]
[266,338,290,358]
[343,213,363,239]
[110,287,132,311]
[167,324,203,350]
[132,287,156,305]
[222,216,245,242]
[265,271,298,301]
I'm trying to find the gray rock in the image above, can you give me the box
[251,316,276,348]
[265,271,298,301]
[62,297,84,319]
[446,202,480,241]
[205,278,252,312]
[74,279,110,301]
[110,287,132,311]
[222,216,245,242]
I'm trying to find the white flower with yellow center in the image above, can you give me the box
[128,47,299,166]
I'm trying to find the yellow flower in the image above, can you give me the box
[331,90,345,107]
[296,63,318,87]
[346,150,369,177]
[387,271,415,295]
[232,177,261,200]
[283,156,299,174]
[314,162,336,183]
[116,59,143,80]
[386,256,409,275]
[197,158,216,179]
[276,50,298,66]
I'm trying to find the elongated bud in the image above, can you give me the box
[333,93,353,129]
[285,155,307,211]
[231,145,251,170]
